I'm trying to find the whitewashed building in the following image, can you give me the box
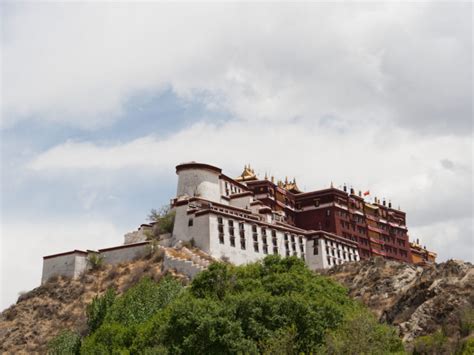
[171,162,359,269]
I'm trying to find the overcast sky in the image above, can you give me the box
[1,2,472,311]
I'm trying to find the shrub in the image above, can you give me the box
[459,307,474,337]
[104,277,183,327]
[148,206,176,235]
[87,253,104,271]
[86,288,116,333]
[80,323,133,354]
[78,256,403,354]
[412,330,450,355]
[324,309,404,354]
[456,338,474,355]
[47,330,81,355]
[145,240,164,262]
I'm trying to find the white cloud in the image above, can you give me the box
[3,2,471,133]
[0,218,122,311]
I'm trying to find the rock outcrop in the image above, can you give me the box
[324,258,474,344]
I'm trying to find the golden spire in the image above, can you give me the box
[235,163,257,182]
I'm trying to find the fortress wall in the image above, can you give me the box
[41,252,88,284]
[99,242,149,265]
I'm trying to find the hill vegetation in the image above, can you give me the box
[49,256,404,354]
[1,251,472,354]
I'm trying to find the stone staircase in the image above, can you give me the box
[162,245,213,279]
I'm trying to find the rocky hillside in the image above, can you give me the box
[1,254,472,354]
[324,258,474,348]
[0,252,181,354]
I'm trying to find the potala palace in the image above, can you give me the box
[41,162,436,283]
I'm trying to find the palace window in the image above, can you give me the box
[188,218,193,227]
[229,220,235,247]
[218,218,224,244]
[314,199,320,207]
[239,222,246,250]
[313,240,319,255]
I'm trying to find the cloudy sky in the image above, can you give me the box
[1,2,472,310]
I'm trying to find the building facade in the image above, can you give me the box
[41,161,436,283]
[171,162,360,270]
[172,162,435,266]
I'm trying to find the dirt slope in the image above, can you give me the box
[0,255,173,354]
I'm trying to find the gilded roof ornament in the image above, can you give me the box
[235,164,258,182]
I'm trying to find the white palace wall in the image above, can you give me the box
[176,168,222,203]
[41,252,88,284]
[99,242,149,265]
[41,242,151,284]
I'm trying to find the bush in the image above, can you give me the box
[104,277,183,327]
[47,330,81,355]
[460,308,474,337]
[81,323,133,354]
[87,253,104,271]
[76,256,403,354]
[86,288,116,333]
[324,310,405,354]
[148,206,176,235]
[412,330,450,355]
[456,338,474,355]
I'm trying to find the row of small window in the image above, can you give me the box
[224,182,243,196]
[327,256,351,266]
[217,218,305,255]
[380,245,408,256]
[380,236,406,246]
[322,246,357,261]
[339,213,365,225]
[340,222,366,235]
[321,239,353,252]
[390,228,406,236]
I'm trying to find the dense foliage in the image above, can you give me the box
[86,288,116,332]
[47,330,81,355]
[49,256,405,354]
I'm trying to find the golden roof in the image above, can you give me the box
[236,164,258,182]
[283,177,302,193]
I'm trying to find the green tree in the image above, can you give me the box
[47,330,81,355]
[104,277,182,327]
[324,310,405,354]
[78,256,404,354]
[86,288,116,333]
[148,206,176,235]
[412,330,451,355]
